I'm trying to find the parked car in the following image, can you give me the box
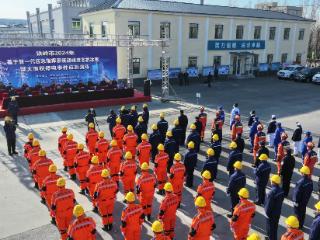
[277,65,304,80]
[312,73,320,84]
[294,67,320,82]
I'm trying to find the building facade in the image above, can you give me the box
[255,2,303,17]
[80,0,314,80]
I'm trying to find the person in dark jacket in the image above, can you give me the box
[184,71,189,86]
[164,131,178,173]
[264,175,284,240]
[178,71,184,86]
[292,122,302,156]
[119,106,131,129]
[135,116,147,143]
[202,148,217,181]
[7,97,19,125]
[3,116,17,156]
[255,141,269,167]
[194,117,202,136]
[293,165,313,229]
[280,149,295,197]
[107,110,117,136]
[211,123,222,143]
[254,154,271,205]
[85,108,96,130]
[187,124,201,153]
[273,122,284,159]
[184,141,198,187]
[129,105,138,128]
[178,110,188,146]
[226,161,246,217]
[149,124,161,162]
[207,72,213,88]
[227,141,242,176]
[248,110,256,128]
[157,113,168,143]
[309,201,320,240]
[267,115,277,147]
[172,119,183,150]
[235,133,245,153]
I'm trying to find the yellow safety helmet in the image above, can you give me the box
[212,134,219,141]
[314,201,320,211]
[229,141,237,149]
[157,144,164,151]
[138,116,144,122]
[247,233,261,240]
[61,127,68,133]
[166,131,173,137]
[99,131,105,138]
[120,106,126,111]
[67,133,73,141]
[151,124,158,130]
[202,170,211,180]
[164,182,173,192]
[116,117,121,124]
[77,143,84,150]
[32,139,40,147]
[143,103,148,108]
[270,174,281,185]
[28,133,34,140]
[174,119,179,126]
[125,151,133,160]
[91,155,99,164]
[48,164,57,173]
[188,141,195,149]
[101,169,110,178]
[238,188,249,199]
[141,133,148,141]
[300,165,310,175]
[125,191,135,202]
[151,220,163,233]
[110,139,117,147]
[195,196,206,208]
[160,112,165,118]
[57,177,66,187]
[141,162,149,171]
[233,161,242,170]
[38,149,46,157]
[73,205,84,218]
[174,153,182,161]
[190,124,196,130]
[259,154,268,161]
[131,105,136,111]
[206,148,215,156]
[127,125,133,131]
[88,122,95,129]
[285,216,299,229]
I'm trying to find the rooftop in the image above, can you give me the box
[80,0,314,22]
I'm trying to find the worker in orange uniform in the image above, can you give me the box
[94,169,118,231]
[58,127,68,156]
[230,188,256,240]
[32,149,53,189]
[113,117,126,149]
[67,205,96,240]
[123,125,138,156]
[276,132,290,175]
[94,131,109,165]
[253,124,266,164]
[136,162,157,221]
[188,196,215,240]
[196,170,215,211]
[281,216,304,240]
[137,133,152,165]
[198,107,207,142]
[121,192,145,240]
[24,133,34,158]
[51,178,75,240]
[86,122,98,155]
[63,133,78,179]
[86,156,103,209]
[169,153,186,205]
[41,164,61,208]
[231,115,243,141]
[158,182,180,238]
[120,151,137,194]
[107,139,123,183]
[155,144,169,195]
[27,139,41,171]
[152,220,171,240]
[303,142,318,176]
[74,143,91,194]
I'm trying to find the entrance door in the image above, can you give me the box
[232,56,237,75]
[237,58,241,75]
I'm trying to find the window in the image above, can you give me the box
[89,23,94,37]
[213,56,221,65]
[269,27,276,40]
[160,22,171,39]
[215,24,223,39]
[267,54,273,64]
[188,56,198,67]
[281,53,288,63]
[132,58,140,74]
[189,23,199,39]
[128,21,140,37]
[254,26,261,39]
[160,57,170,69]
[101,21,108,37]
[296,53,302,64]
[298,29,305,40]
[283,28,290,40]
[72,18,81,29]
[236,25,244,39]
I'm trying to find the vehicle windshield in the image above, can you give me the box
[301,68,310,74]
[284,67,295,71]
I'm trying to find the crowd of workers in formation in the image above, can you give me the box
[20,102,320,240]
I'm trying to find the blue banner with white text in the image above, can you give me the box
[208,40,265,51]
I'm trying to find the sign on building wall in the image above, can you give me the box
[202,66,214,76]
[208,40,265,51]
[186,67,198,77]
[147,68,182,81]
[0,46,117,88]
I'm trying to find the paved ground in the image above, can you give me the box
[0,76,319,240]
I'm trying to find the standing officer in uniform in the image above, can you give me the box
[227,142,242,176]
[178,110,188,145]
[154,144,169,195]
[227,161,246,218]
[254,154,271,205]
[264,175,284,240]
[169,153,186,205]
[202,148,217,181]
[3,116,17,156]
[7,97,19,125]
[149,124,161,162]
[197,171,215,211]
[164,131,178,173]
[187,124,201,153]
[293,165,313,229]
[281,216,304,240]
[86,122,98,155]
[119,106,131,129]
[141,103,149,126]
[129,105,138,128]
[280,149,295,197]
[184,141,198,188]
[158,113,169,143]
[309,201,320,240]
[135,116,147,143]
[85,108,96,130]
[107,110,117,137]
[172,119,183,148]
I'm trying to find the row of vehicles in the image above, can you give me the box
[277,64,320,83]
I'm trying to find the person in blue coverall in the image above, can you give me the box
[187,124,201,153]
[227,141,242,176]
[157,112,169,143]
[164,131,178,173]
[254,154,271,205]
[309,201,320,240]
[202,148,217,181]
[149,124,161,162]
[273,122,284,160]
[184,141,198,188]
[301,131,313,158]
